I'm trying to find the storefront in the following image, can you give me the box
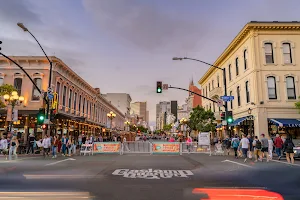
[268,118,300,143]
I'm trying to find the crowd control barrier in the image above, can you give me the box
[93,142,122,155]
[181,142,212,156]
[80,144,93,156]
[122,141,152,154]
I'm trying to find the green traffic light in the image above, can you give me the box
[157,88,162,93]
[39,115,44,121]
[227,118,233,123]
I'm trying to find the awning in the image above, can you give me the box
[216,124,222,128]
[229,117,247,127]
[269,118,300,127]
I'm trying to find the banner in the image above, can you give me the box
[93,142,121,153]
[152,142,180,154]
[198,132,210,145]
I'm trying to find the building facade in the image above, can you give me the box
[186,79,202,110]
[0,56,125,141]
[199,21,300,140]
[102,93,132,116]
[130,101,148,124]
[156,101,178,130]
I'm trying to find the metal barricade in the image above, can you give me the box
[181,142,212,156]
[80,143,93,156]
[122,141,152,154]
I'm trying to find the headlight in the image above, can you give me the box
[294,150,297,154]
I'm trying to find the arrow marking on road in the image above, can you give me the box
[45,158,76,166]
[222,160,254,168]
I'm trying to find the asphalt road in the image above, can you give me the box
[0,153,299,200]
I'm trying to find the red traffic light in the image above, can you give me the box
[42,124,47,129]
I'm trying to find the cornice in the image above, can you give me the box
[199,22,300,85]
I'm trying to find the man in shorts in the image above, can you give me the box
[260,133,269,162]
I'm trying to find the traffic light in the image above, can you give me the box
[226,111,233,124]
[42,124,47,129]
[50,109,57,121]
[220,112,225,120]
[0,41,2,51]
[37,108,45,125]
[156,81,162,93]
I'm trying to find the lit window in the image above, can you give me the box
[32,78,42,101]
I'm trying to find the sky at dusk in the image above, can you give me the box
[1,0,300,126]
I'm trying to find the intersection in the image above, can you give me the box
[0,154,299,200]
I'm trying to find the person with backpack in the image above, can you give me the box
[283,135,295,164]
[253,136,262,162]
[231,135,240,159]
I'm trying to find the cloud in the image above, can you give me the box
[82,0,209,52]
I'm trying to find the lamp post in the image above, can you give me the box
[124,121,130,131]
[107,111,116,129]
[3,91,24,132]
[173,57,228,136]
[180,118,189,137]
[17,23,53,132]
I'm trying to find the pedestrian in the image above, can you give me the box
[52,135,58,158]
[247,135,253,160]
[260,134,269,162]
[27,133,35,154]
[223,135,231,156]
[0,135,8,160]
[123,136,130,152]
[268,136,274,160]
[186,136,192,152]
[61,135,68,156]
[239,134,249,162]
[42,135,51,158]
[231,135,240,159]
[274,134,283,160]
[9,136,18,160]
[283,135,295,164]
[67,137,74,156]
[253,136,262,162]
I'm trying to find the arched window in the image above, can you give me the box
[237,86,241,107]
[245,81,250,103]
[265,43,274,64]
[235,57,239,76]
[267,76,277,99]
[283,43,292,64]
[286,76,296,99]
[14,78,22,96]
[32,78,42,101]
[244,49,248,70]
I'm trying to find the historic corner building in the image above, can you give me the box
[199,21,300,142]
[0,56,125,141]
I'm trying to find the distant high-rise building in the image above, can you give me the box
[130,101,148,124]
[102,93,132,116]
[156,101,177,130]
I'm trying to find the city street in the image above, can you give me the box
[0,153,299,199]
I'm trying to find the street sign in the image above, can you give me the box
[217,99,223,107]
[220,96,234,102]
[163,84,168,90]
[48,93,54,100]
[222,120,227,125]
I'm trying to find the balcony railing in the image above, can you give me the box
[209,87,222,98]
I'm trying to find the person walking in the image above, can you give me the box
[9,136,19,160]
[283,135,295,164]
[260,134,269,162]
[42,135,51,158]
[268,136,274,160]
[231,135,240,159]
[274,134,283,160]
[52,135,58,158]
[0,135,8,160]
[61,135,68,156]
[239,134,249,162]
[27,134,35,154]
[67,137,74,156]
[247,135,253,160]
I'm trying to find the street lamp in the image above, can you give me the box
[3,91,24,132]
[124,121,130,131]
[17,22,53,131]
[107,111,116,129]
[173,56,228,135]
[180,118,189,137]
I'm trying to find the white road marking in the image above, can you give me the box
[221,160,254,168]
[45,158,76,166]
[270,159,300,167]
[23,174,103,179]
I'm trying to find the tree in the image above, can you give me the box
[188,105,216,132]
[0,84,17,108]
[163,124,172,131]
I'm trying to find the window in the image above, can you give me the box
[62,86,67,108]
[79,95,82,113]
[32,78,42,101]
[74,93,77,112]
[228,64,232,81]
[237,86,241,107]
[209,103,211,110]
[14,78,22,96]
[267,76,277,99]
[213,103,215,112]
[83,98,86,114]
[244,49,248,70]
[212,80,214,89]
[217,76,220,87]
[56,82,61,104]
[0,78,3,86]
[203,89,205,96]
[245,81,250,103]
[283,43,292,64]
[206,86,208,97]
[230,91,233,109]
[286,76,296,99]
[209,83,211,91]
[235,58,239,76]
[68,89,72,110]
[265,43,274,64]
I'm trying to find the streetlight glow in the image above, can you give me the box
[3,94,9,100]
[11,91,18,96]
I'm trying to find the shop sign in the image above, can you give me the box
[51,92,58,109]
[112,169,193,179]
[93,142,121,153]
[198,132,210,146]
[246,115,255,120]
[288,124,300,128]
[152,142,180,154]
